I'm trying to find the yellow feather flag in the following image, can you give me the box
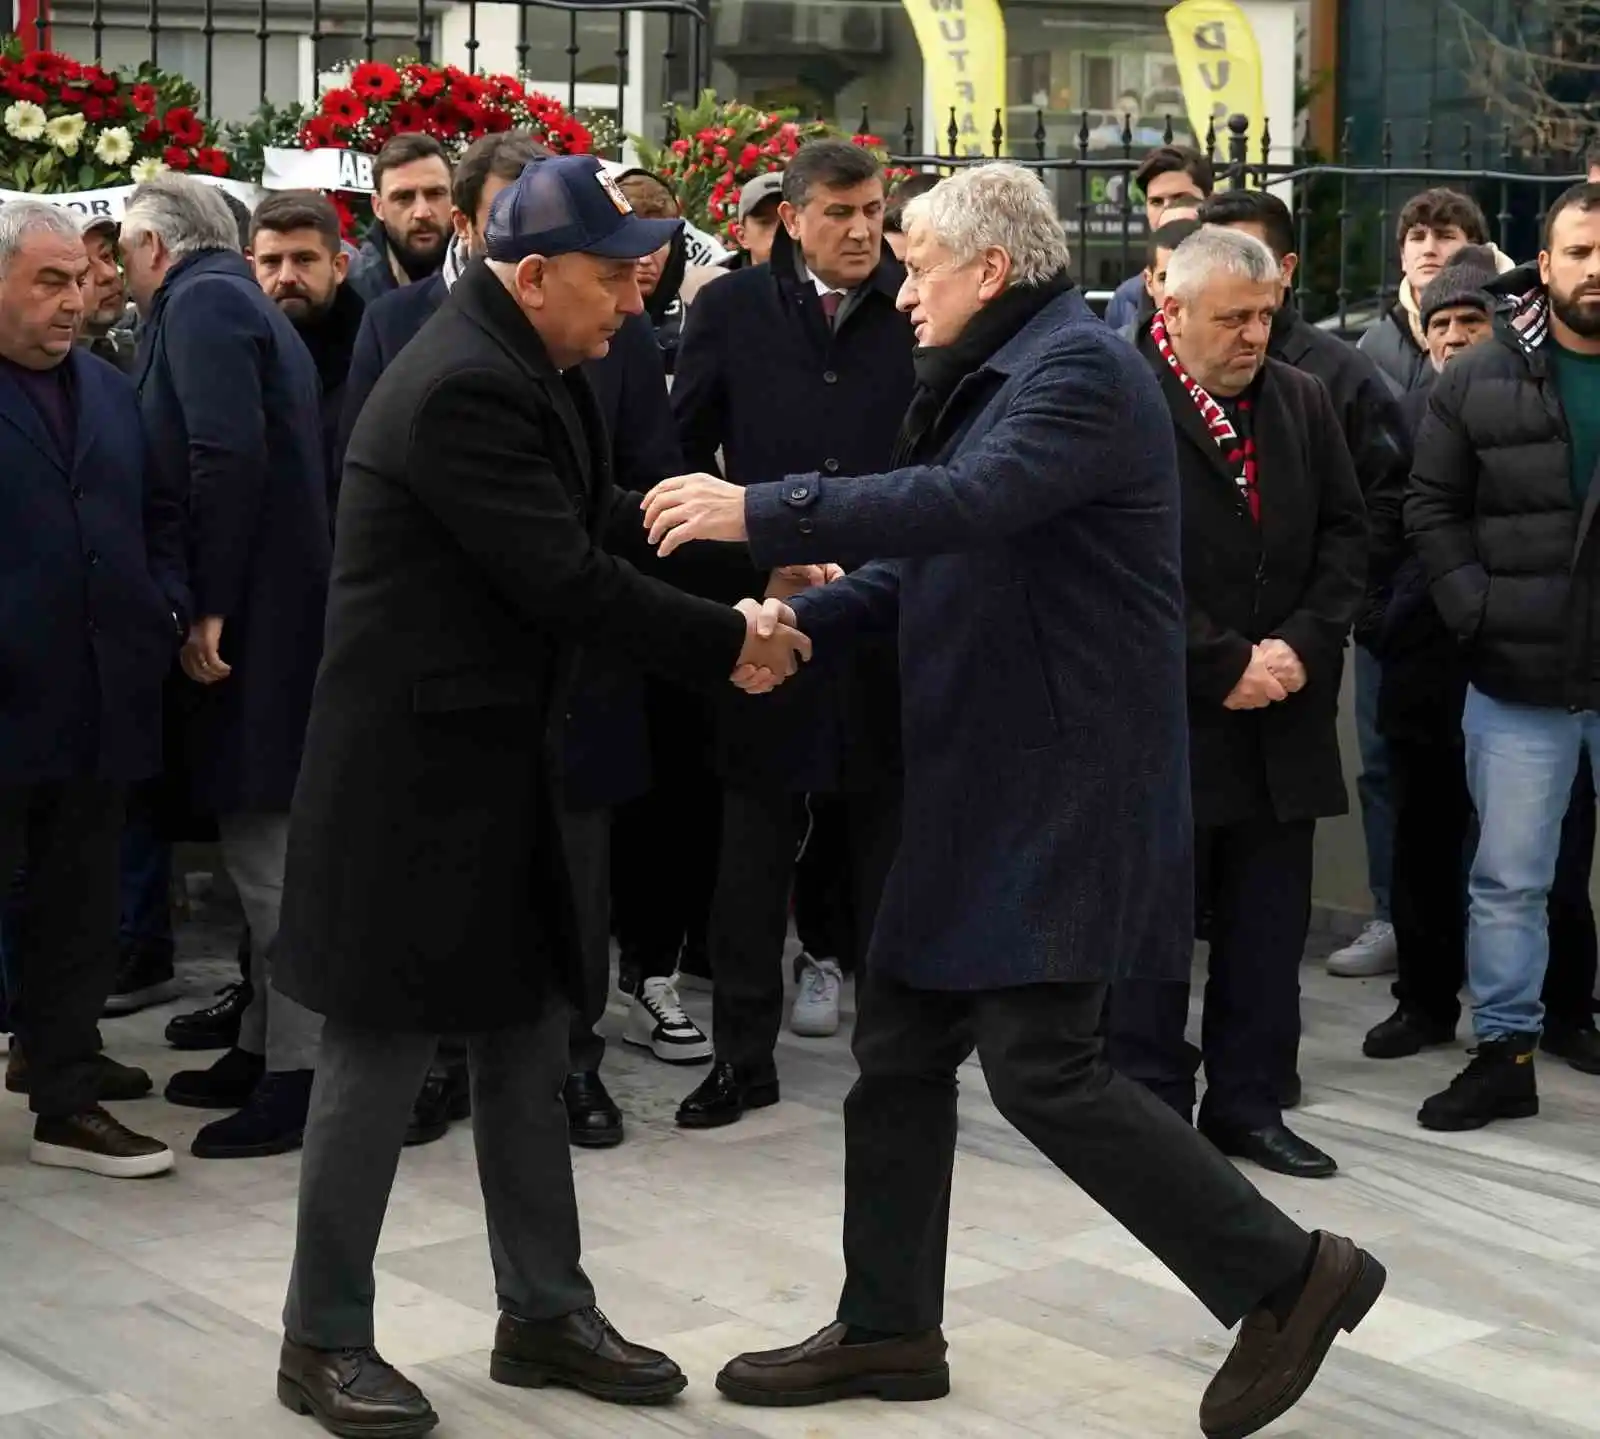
[1164,0,1265,178]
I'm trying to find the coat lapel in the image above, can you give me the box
[68,350,100,477]
[1152,359,1236,486]
[0,364,68,474]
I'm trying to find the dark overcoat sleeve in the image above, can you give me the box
[1268,378,1369,678]
[406,366,746,685]
[1404,359,1488,641]
[161,279,269,620]
[670,281,729,476]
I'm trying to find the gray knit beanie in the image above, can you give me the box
[1419,244,1499,329]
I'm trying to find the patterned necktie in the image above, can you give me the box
[819,290,842,326]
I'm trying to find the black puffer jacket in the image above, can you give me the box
[1358,303,1430,395]
[1406,263,1600,711]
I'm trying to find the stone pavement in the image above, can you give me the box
[2,918,1599,1436]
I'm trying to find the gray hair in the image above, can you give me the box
[0,200,84,276]
[901,162,1069,287]
[122,174,240,259]
[1164,225,1279,304]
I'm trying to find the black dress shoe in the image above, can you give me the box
[164,980,252,1051]
[405,1070,453,1147]
[1202,1120,1338,1179]
[565,1071,624,1148]
[165,1045,265,1109]
[277,1338,438,1436]
[490,1306,686,1404]
[676,1060,779,1130]
[191,1069,312,1159]
[1541,1023,1600,1075]
[1363,1006,1456,1060]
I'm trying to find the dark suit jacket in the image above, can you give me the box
[275,259,747,1032]
[745,288,1194,991]
[0,350,187,784]
[1140,340,1368,828]
[133,250,330,815]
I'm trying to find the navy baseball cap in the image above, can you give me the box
[485,155,682,262]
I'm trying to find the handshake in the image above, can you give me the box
[1223,637,1307,710]
[729,565,843,695]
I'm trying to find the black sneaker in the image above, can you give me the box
[1540,1024,1600,1075]
[6,1045,152,1101]
[31,1106,175,1178]
[164,980,251,1051]
[1363,1006,1456,1060]
[165,1045,265,1109]
[1418,1035,1539,1131]
[103,945,179,1017]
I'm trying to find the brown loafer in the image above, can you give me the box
[716,1321,949,1407]
[276,1339,438,1437]
[489,1306,686,1404]
[1199,1232,1386,1439]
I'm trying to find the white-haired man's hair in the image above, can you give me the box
[900,162,1070,288]
[122,173,240,260]
[1163,225,1279,304]
[0,200,83,276]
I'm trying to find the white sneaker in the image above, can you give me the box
[624,977,713,1064]
[790,955,844,1037]
[1326,919,1398,977]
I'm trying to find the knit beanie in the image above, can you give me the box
[1419,244,1499,330]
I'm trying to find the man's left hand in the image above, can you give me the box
[643,474,748,556]
[1257,637,1307,694]
[180,615,231,685]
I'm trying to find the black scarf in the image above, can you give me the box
[891,270,1074,466]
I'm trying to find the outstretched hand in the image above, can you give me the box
[766,564,844,600]
[729,597,812,694]
[644,474,748,556]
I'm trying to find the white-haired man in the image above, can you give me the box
[642,164,1384,1439]
[122,173,332,1159]
[1111,227,1367,1180]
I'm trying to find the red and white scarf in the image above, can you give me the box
[1149,310,1260,522]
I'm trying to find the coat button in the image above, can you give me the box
[823,370,838,384]
[790,485,808,501]
[86,549,100,566]
[86,619,99,637]
[824,458,840,474]
[798,518,815,535]
[70,484,85,501]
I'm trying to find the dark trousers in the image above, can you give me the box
[0,781,125,1117]
[1389,741,1597,1030]
[284,1003,596,1349]
[708,783,901,1080]
[839,972,1309,1332]
[119,780,174,957]
[793,794,859,969]
[563,806,612,1076]
[1107,817,1314,1132]
[610,770,721,989]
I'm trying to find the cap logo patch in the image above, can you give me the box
[597,169,633,215]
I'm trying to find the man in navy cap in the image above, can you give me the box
[270,154,814,1438]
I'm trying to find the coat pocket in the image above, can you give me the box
[982,582,1060,752]
[412,670,543,713]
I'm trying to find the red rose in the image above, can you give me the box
[350,61,402,101]
[670,138,689,155]
[320,88,367,127]
[162,146,193,170]
[131,83,158,114]
[739,144,758,167]
[164,105,204,145]
[195,147,229,176]
[389,100,428,132]
[139,118,163,143]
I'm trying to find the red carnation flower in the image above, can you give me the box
[320,88,367,126]
[82,96,107,121]
[139,118,163,143]
[6,79,48,104]
[162,146,193,170]
[164,105,204,145]
[131,82,158,114]
[350,61,401,101]
[87,67,118,95]
[389,100,428,132]
[195,147,229,176]
[738,143,759,167]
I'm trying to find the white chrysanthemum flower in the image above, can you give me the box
[93,125,134,165]
[131,156,169,183]
[4,101,47,142]
[44,111,87,154]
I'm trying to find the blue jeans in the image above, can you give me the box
[1353,645,1393,921]
[1463,686,1600,1038]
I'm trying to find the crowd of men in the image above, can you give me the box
[0,116,1598,1436]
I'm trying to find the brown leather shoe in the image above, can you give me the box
[716,1322,949,1407]
[1199,1232,1386,1439]
[489,1306,686,1404]
[276,1339,438,1437]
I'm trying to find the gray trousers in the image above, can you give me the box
[283,1000,596,1349]
[217,812,321,1072]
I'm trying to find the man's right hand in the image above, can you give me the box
[1223,647,1289,710]
[730,597,812,694]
